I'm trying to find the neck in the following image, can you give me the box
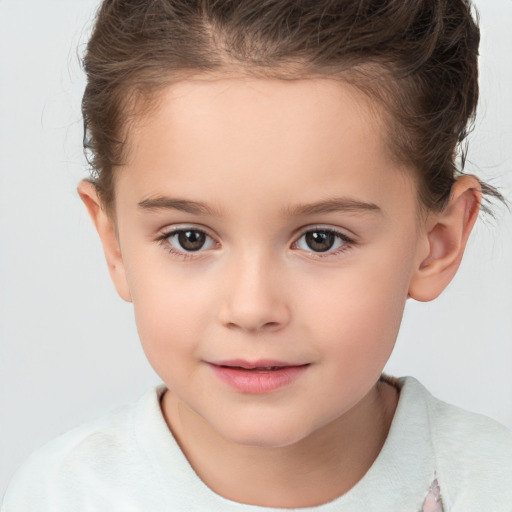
[161,379,398,508]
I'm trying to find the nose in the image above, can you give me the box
[217,252,291,333]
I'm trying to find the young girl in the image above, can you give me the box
[2,0,511,510]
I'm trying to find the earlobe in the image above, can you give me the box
[408,175,482,302]
[77,180,132,303]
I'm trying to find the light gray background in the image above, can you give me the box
[1,0,511,499]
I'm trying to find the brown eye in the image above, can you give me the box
[295,228,352,254]
[304,231,336,252]
[165,228,216,253]
[177,230,206,251]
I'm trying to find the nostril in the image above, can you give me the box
[223,319,285,333]
[217,292,291,332]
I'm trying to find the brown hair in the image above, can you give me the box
[82,0,504,215]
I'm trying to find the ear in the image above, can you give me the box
[408,175,482,302]
[77,180,132,303]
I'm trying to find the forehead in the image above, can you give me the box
[132,75,388,161]
[117,76,417,219]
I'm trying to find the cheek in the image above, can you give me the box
[301,247,414,368]
[126,260,215,374]
[308,284,405,359]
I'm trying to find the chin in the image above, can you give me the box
[213,414,317,449]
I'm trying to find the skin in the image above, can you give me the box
[79,76,481,508]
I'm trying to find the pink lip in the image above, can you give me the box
[208,360,309,394]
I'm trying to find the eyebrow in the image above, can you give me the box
[138,197,220,216]
[282,198,382,217]
[137,196,382,217]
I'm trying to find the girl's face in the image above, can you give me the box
[110,76,428,447]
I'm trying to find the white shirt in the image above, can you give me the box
[2,377,512,511]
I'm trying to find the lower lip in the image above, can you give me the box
[209,364,309,394]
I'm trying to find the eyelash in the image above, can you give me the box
[155,228,218,261]
[156,226,356,260]
[292,227,355,258]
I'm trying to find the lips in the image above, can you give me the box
[214,359,299,369]
[208,360,309,394]
[231,366,286,372]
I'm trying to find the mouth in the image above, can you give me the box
[227,366,291,372]
[211,359,308,371]
[207,360,310,393]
